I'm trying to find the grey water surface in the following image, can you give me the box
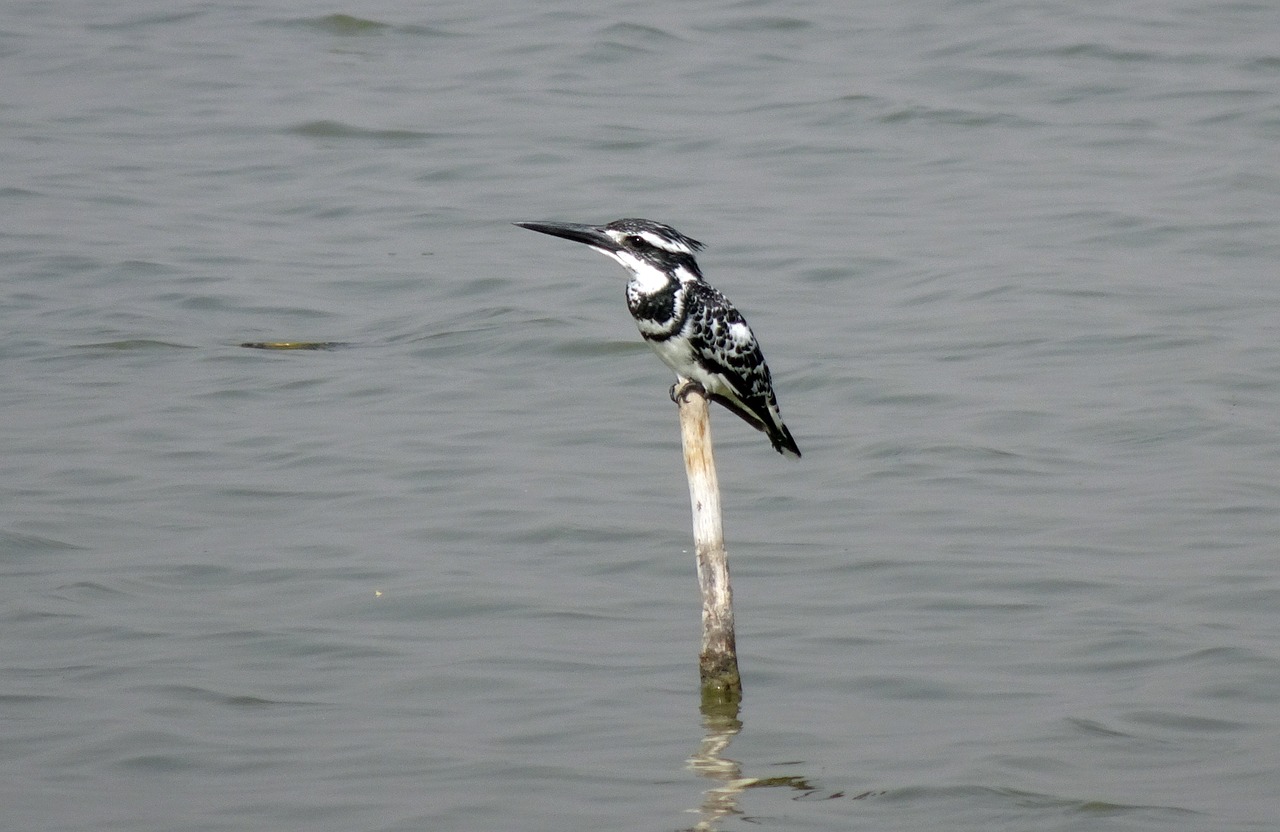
[3,1,1279,830]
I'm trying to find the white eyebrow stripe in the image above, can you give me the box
[638,230,688,253]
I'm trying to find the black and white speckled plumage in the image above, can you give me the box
[515,217,800,458]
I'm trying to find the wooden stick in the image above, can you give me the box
[675,380,742,699]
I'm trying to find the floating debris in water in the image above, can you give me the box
[240,341,349,351]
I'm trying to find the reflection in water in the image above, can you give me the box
[684,696,819,831]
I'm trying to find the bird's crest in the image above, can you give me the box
[603,218,705,256]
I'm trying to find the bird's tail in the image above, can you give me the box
[768,421,802,459]
[707,392,801,459]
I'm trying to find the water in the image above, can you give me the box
[3,1,1279,830]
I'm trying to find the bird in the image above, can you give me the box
[514,217,800,458]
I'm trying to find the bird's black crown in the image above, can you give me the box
[602,218,705,255]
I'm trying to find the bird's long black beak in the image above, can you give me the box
[514,220,619,252]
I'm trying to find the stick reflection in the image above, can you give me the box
[684,696,817,830]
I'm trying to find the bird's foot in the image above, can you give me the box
[670,378,708,404]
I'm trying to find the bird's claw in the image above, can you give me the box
[670,378,707,404]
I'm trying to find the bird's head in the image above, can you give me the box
[515,218,704,282]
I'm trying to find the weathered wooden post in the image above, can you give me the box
[674,380,742,700]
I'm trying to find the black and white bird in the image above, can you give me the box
[515,217,800,458]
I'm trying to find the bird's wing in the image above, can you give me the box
[685,283,777,425]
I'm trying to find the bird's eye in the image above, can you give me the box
[626,235,647,248]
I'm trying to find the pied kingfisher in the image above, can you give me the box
[515,217,800,458]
